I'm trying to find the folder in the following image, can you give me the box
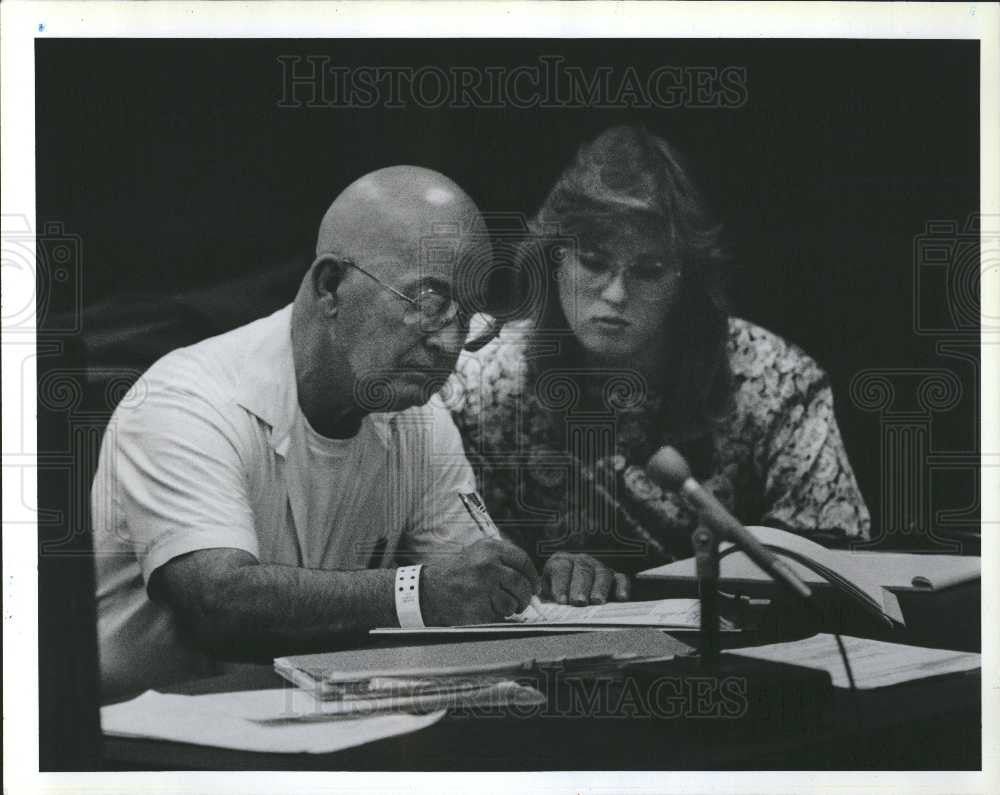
[275,628,692,699]
[638,527,979,596]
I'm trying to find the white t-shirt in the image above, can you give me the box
[92,305,480,699]
[296,410,400,567]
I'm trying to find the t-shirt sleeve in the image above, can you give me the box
[756,359,872,543]
[100,374,260,585]
[398,401,482,562]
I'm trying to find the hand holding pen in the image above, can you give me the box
[459,492,547,620]
[418,535,541,626]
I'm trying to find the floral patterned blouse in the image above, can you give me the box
[445,317,871,572]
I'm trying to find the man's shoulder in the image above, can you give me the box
[116,305,293,426]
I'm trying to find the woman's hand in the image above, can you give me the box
[541,552,630,605]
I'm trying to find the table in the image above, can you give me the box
[101,638,981,770]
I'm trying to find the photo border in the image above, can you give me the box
[3,2,997,793]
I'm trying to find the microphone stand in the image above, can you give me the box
[691,524,721,667]
[643,447,848,714]
[646,446,813,669]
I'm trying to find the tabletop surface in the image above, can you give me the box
[100,583,983,771]
[102,649,981,770]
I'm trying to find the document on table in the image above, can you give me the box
[100,690,447,753]
[512,598,705,625]
[371,598,736,637]
[729,634,981,689]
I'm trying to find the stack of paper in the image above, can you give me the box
[729,633,981,689]
[276,628,692,700]
[224,679,544,719]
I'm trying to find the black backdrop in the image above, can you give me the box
[36,37,981,548]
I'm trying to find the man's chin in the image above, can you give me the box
[355,372,449,413]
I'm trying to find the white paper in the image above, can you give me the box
[729,634,981,689]
[211,682,545,720]
[100,690,446,753]
[371,599,736,637]
[510,598,703,626]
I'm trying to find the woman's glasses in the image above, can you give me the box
[312,253,501,353]
[556,245,679,292]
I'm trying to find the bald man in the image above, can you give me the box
[91,167,543,699]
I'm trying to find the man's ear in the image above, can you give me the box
[312,255,346,317]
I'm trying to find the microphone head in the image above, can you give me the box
[646,445,692,489]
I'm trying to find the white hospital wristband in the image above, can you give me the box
[394,565,425,628]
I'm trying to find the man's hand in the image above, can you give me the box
[542,552,630,605]
[420,538,541,626]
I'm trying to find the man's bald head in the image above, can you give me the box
[292,166,493,426]
[316,165,488,264]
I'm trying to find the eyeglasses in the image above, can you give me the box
[556,246,679,293]
[313,253,502,353]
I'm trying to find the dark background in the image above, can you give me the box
[36,38,981,549]
[33,36,981,771]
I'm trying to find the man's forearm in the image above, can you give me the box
[173,561,398,658]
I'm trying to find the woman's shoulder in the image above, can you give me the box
[723,318,831,429]
[726,317,825,384]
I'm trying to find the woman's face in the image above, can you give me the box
[556,213,681,363]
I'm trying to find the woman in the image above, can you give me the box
[447,125,870,591]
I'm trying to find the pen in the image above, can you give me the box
[458,492,546,620]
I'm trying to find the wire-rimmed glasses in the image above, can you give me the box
[312,253,501,352]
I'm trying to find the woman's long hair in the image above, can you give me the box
[514,125,733,461]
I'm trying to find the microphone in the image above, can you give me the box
[646,446,812,600]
